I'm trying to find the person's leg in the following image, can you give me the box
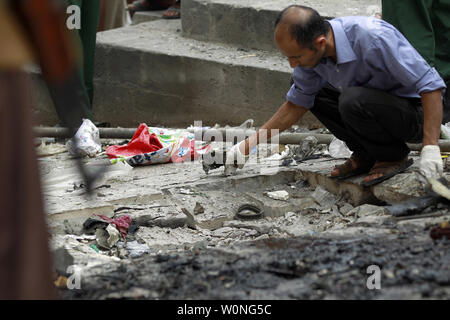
[0,71,56,299]
[100,0,128,31]
[432,0,450,82]
[309,86,376,178]
[382,1,450,125]
[162,0,180,19]
[338,87,423,162]
[78,0,101,107]
[337,87,423,185]
[310,86,372,157]
[382,0,436,68]
[128,0,175,13]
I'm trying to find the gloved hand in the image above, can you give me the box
[419,145,443,179]
[224,142,249,176]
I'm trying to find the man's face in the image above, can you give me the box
[275,29,326,69]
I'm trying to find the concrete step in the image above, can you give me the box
[92,19,321,128]
[131,10,167,25]
[182,0,381,52]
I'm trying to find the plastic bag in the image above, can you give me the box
[328,137,351,159]
[66,119,102,157]
[106,123,210,166]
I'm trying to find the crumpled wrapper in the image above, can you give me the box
[66,119,102,157]
[328,137,351,159]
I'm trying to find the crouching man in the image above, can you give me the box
[225,5,445,187]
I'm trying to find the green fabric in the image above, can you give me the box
[382,0,450,81]
[68,0,101,108]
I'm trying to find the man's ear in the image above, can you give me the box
[314,35,327,49]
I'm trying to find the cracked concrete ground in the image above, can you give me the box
[37,137,450,300]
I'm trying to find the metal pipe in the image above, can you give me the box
[34,127,136,139]
[35,126,449,152]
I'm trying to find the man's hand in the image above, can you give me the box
[224,142,248,176]
[222,101,307,176]
[419,145,443,179]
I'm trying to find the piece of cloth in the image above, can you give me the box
[95,215,131,238]
[99,0,129,31]
[309,85,423,162]
[68,0,101,107]
[382,0,450,82]
[287,16,446,109]
[106,123,164,158]
[0,71,56,300]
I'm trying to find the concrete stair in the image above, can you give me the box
[93,19,296,128]
[31,0,381,128]
[131,10,167,24]
[182,0,381,52]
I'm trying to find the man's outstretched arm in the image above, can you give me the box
[240,101,308,155]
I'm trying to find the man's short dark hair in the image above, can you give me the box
[275,5,331,49]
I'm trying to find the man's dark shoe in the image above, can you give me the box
[362,157,414,187]
[330,153,375,180]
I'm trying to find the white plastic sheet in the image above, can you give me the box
[66,119,102,157]
[328,137,352,159]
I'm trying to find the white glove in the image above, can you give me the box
[224,143,249,176]
[419,145,443,179]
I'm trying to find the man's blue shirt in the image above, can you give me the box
[286,16,446,109]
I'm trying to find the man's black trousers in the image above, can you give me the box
[309,86,424,162]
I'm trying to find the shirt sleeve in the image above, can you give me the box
[286,67,326,109]
[369,28,446,94]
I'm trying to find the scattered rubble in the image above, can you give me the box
[37,126,450,300]
[95,224,120,249]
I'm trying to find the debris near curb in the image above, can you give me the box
[95,224,121,249]
[95,214,131,238]
[430,221,450,240]
[265,190,289,201]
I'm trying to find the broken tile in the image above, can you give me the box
[345,204,386,218]
[312,186,340,208]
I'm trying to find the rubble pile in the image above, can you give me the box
[35,124,450,299]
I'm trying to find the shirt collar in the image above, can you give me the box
[328,19,357,65]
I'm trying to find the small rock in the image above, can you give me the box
[318,269,328,276]
[136,215,187,229]
[312,186,339,208]
[119,248,129,259]
[339,203,354,216]
[346,204,386,218]
[181,208,197,229]
[223,221,272,234]
[384,270,395,279]
[212,227,234,238]
[356,215,390,225]
[105,287,151,299]
[194,202,205,215]
[118,241,150,258]
[285,212,296,219]
[191,240,208,251]
[254,234,270,241]
[180,188,193,195]
[52,247,74,276]
[266,190,290,201]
